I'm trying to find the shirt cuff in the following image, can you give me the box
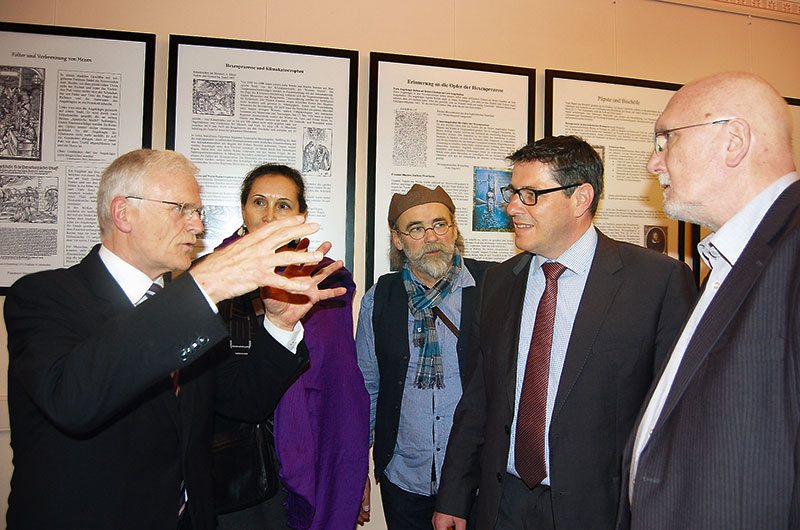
[263,316,304,354]
[194,279,219,314]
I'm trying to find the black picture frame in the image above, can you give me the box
[0,22,155,294]
[366,52,535,288]
[166,34,358,270]
[544,69,703,285]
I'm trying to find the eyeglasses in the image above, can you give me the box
[500,183,579,206]
[125,196,206,222]
[653,118,733,154]
[395,221,452,240]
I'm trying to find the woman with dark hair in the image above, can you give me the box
[215,164,369,530]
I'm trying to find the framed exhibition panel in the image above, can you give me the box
[0,22,155,292]
[544,70,701,279]
[167,35,358,269]
[367,52,535,287]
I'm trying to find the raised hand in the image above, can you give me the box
[261,240,347,330]
[189,216,326,304]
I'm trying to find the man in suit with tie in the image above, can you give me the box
[4,149,344,529]
[620,72,800,529]
[433,135,696,530]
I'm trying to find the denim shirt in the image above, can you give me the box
[356,265,475,495]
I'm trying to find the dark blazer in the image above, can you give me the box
[436,231,696,530]
[618,180,800,529]
[370,258,492,480]
[4,246,308,530]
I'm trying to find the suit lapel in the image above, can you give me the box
[81,246,183,425]
[79,245,134,309]
[655,180,800,430]
[552,233,623,421]
[501,253,533,412]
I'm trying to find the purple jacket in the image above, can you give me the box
[218,232,369,529]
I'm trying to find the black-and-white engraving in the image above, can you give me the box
[196,204,239,243]
[0,66,44,161]
[0,174,57,224]
[192,78,235,116]
[302,126,332,176]
[392,110,427,167]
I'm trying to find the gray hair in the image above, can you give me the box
[97,149,198,236]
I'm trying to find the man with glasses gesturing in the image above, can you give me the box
[4,149,344,530]
[433,135,696,530]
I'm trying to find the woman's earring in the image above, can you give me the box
[237,224,247,237]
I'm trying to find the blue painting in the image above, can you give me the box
[473,167,512,232]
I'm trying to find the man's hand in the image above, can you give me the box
[189,216,325,304]
[432,512,467,530]
[262,240,347,330]
[357,476,371,525]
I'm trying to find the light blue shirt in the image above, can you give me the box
[356,265,475,495]
[507,225,597,486]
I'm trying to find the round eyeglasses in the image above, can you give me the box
[395,221,452,240]
[500,183,579,206]
[126,196,206,222]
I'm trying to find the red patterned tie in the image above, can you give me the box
[515,261,566,488]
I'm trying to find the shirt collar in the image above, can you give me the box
[533,224,598,277]
[699,171,798,269]
[98,245,164,305]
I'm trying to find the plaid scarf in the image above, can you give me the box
[402,250,463,389]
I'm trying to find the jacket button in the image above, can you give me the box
[496,472,503,483]
[504,425,510,435]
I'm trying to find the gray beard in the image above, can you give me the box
[405,242,454,282]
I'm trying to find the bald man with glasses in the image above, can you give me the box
[433,135,696,530]
[619,72,800,530]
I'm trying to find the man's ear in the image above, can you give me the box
[391,228,404,251]
[573,182,595,218]
[111,196,133,233]
[724,118,750,168]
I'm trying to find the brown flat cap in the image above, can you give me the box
[387,184,455,226]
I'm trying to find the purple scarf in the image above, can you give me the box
[218,231,369,529]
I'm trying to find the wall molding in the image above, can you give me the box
[657,0,800,24]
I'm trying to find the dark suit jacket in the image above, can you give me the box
[618,180,800,529]
[4,246,308,530]
[436,231,696,530]
[370,258,492,480]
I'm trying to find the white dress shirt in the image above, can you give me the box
[629,171,799,502]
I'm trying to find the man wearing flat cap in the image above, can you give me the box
[356,184,491,529]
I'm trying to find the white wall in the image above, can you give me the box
[1,0,799,526]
